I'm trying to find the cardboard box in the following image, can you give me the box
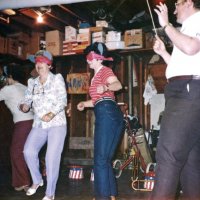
[105,41,125,50]
[65,26,77,42]
[89,27,107,33]
[92,31,106,43]
[75,41,90,53]
[79,28,90,34]
[63,40,90,55]
[77,33,90,42]
[46,30,64,56]
[63,41,78,55]
[124,29,143,48]
[96,20,108,28]
[106,31,121,42]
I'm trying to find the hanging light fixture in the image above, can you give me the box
[33,6,51,23]
[36,12,44,23]
[2,9,16,15]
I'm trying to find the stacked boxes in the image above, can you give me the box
[92,31,106,43]
[46,30,64,56]
[65,26,77,42]
[96,20,108,28]
[78,28,90,51]
[2,27,151,58]
[63,26,91,55]
[63,26,78,55]
[105,31,124,50]
[76,32,90,53]
[90,27,107,45]
[124,29,143,48]
[63,41,78,55]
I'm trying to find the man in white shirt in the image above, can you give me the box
[150,1,200,200]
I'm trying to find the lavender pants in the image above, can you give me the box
[23,125,67,197]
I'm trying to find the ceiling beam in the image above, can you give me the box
[48,6,78,28]
[0,0,100,10]
[14,12,65,32]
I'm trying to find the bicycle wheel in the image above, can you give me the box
[113,159,122,178]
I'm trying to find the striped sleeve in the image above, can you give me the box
[100,67,116,84]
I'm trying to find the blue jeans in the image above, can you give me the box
[23,125,67,197]
[150,80,200,200]
[94,100,124,200]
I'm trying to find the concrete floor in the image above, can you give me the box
[0,166,151,200]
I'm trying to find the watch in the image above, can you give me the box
[163,23,172,31]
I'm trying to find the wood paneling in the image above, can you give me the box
[0,102,13,167]
[149,63,167,94]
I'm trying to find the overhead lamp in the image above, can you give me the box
[33,6,51,24]
[37,12,44,23]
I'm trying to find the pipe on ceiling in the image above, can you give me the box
[0,0,98,10]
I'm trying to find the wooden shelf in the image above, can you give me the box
[0,53,29,65]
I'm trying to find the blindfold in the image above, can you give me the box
[35,56,52,65]
[86,51,113,62]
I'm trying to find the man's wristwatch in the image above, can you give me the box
[163,23,172,31]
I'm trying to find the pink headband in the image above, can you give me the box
[86,51,113,61]
[35,56,52,65]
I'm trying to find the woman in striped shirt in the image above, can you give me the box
[77,42,124,200]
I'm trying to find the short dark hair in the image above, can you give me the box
[84,42,109,56]
[6,65,25,84]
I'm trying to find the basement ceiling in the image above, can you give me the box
[0,0,177,36]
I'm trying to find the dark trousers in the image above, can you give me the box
[10,119,33,187]
[94,100,124,200]
[150,80,200,200]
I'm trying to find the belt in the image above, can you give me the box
[94,97,115,106]
[168,75,200,82]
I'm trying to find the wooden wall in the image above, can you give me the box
[0,101,13,184]
[0,52,168,164]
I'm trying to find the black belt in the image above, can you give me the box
[94,97,115,106]
[168,75,200,82]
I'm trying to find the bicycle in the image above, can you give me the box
[113,103,147,180]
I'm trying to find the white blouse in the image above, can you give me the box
[23,72,67,129]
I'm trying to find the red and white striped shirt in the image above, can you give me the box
[89,66,116,105]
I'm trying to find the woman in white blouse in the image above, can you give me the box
[20,50,67,200]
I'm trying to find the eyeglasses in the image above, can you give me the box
[32,84,45,95]
[175,0,186,7]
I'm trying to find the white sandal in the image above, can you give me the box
[14,185,29,192]
[26,180,44,196]
[42,195,55,200]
